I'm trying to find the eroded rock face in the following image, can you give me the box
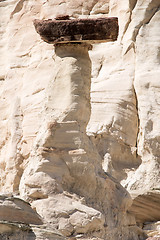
[0,0,160,239]
[18,43,138,239]
[144,221,160,239]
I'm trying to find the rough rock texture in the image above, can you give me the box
[0,0,160,239]
[0,222,37,240]
[0,221,64,240]
[144,221,160,239]
[146,238,160,240]
[33,17,119,44]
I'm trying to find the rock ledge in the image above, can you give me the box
[33,17,119,44]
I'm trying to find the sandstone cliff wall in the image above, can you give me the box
[0,0,159,239]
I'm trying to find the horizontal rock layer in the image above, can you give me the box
[33,17,118,43]
[0,195,42,225]
[129,191,160,223]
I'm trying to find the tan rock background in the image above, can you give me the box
[0,0,159,239]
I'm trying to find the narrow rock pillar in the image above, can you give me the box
[47,43,92,131]
[39,43,97,197]
[26,17,119,199]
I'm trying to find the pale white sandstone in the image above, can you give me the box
[123,3,160,198]
[0,0,160,239]
[32,194,105,237]
[18,43,137,239]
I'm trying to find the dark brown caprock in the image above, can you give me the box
[33,17,118,44]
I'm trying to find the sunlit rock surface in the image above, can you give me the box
[0,0,159,239]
